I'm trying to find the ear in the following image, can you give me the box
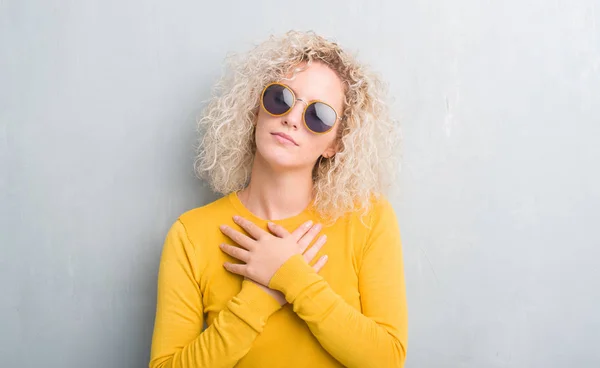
[322,141,339,159]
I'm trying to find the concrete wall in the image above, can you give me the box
[2,0,599,366]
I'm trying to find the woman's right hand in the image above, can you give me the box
[251,221,329,306]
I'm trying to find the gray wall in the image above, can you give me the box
[2,1,599,367]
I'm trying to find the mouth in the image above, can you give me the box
[271,132,298,146]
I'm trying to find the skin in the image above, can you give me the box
[219,61,345,305]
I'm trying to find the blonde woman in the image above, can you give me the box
[149,30,408,368]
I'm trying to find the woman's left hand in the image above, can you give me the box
[219,215,327,287]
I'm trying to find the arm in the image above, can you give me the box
[268,199,408,368]
[149,220,283,368]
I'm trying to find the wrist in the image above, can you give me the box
[238,278,284,314]
[268,254,318,300]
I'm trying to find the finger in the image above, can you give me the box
[303,234,327,263]
[267,222,290,238]
[219,225,255,250]
[290,220,314,242]
[220,243,250,263]
[233,215,270,240]
[297,223,323,251]
[312,255,328,273]
[223,262,248,277]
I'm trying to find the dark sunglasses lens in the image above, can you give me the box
[305,102,337,133]
[262,84,294,115]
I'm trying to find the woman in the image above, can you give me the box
[149,30,407,368]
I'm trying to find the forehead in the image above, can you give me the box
[281,62,345,109]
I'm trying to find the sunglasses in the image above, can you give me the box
[260,82,341,134]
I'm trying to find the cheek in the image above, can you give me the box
[303,134,336,156]
[255,109,271,128]
[254,112,278,139]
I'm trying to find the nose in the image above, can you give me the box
[282,99,307,130]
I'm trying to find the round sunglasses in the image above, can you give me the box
[260,82,341,134]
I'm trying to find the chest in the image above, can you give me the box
[199,221,366,322]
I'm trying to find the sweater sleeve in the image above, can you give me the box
[149,219,283,368]
[268,199,408,368]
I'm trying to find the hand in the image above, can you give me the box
[219,216,328,288]
[243,221,329,306]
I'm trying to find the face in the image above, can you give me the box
[254,61,344,172]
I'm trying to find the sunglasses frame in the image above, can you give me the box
[260,82,342,135]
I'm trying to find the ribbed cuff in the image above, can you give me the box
[268,254,322,303]
[239,279,284,315]
[227,279,283,332]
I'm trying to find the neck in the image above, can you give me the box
[238,153,314,221]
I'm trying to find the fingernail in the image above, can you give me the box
[219,225,227,231]
[305,220,313,227]
[268,222,275,227]
[314,223,322,231]
[233,215,240,221]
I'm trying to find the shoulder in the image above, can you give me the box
[178,194,232,225]
[349,193,398,231]
[164,193,233,244]
[340,193,400,248]
[360,194,403,258]
[368,193,396,216]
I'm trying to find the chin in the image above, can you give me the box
[255,142,303,170]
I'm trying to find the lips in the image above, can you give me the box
[271,132,298,145]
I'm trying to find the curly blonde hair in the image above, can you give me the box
[195,30,401,225]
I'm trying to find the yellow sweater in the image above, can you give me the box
[149,191,408,368]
